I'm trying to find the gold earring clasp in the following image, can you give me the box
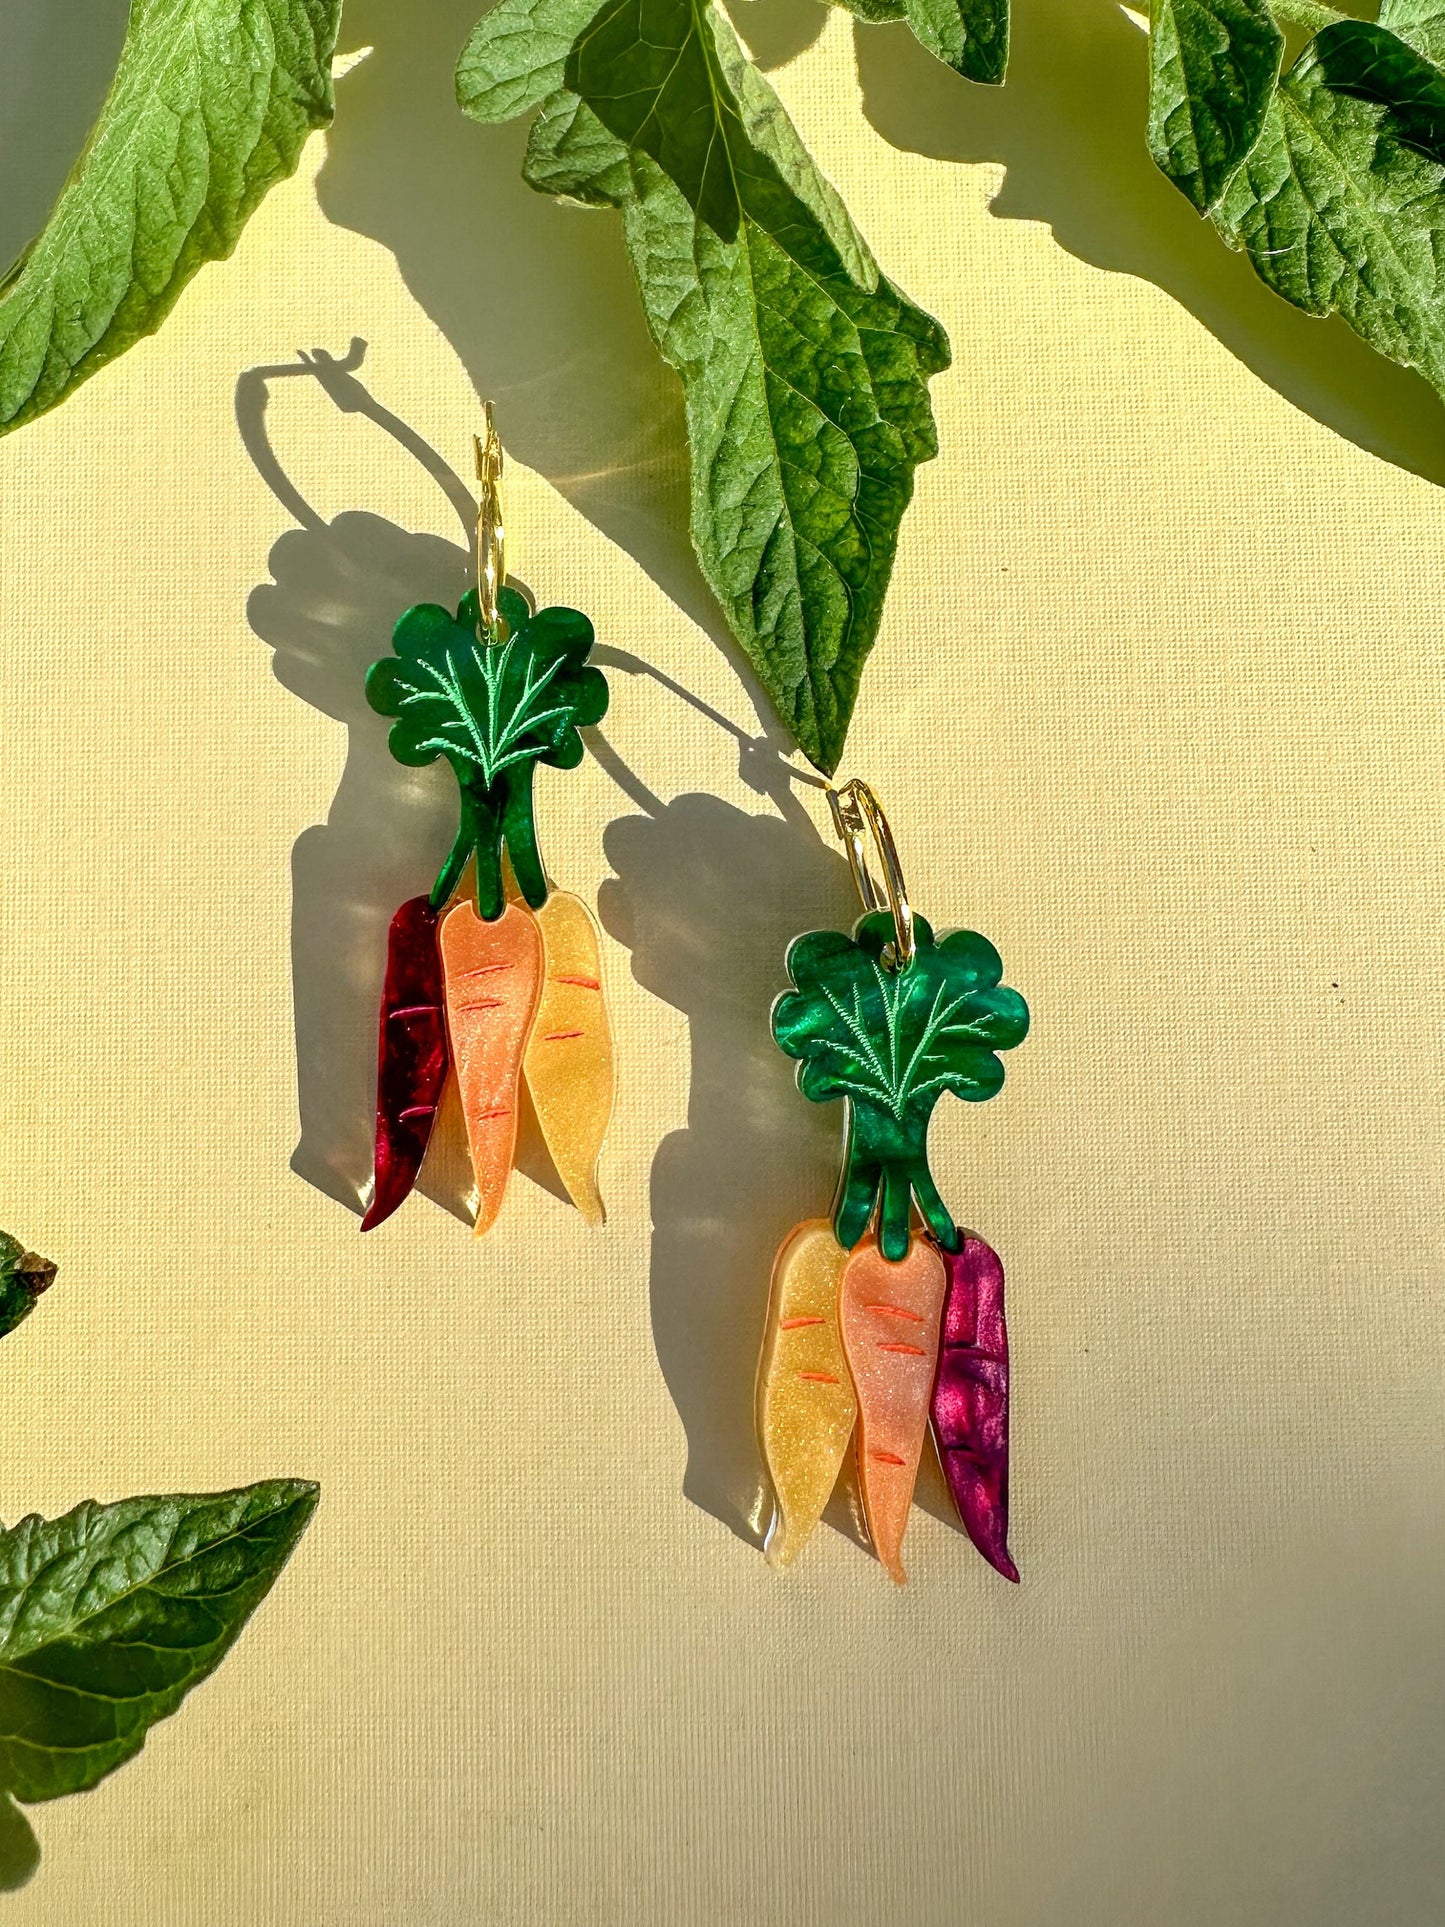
[474,401,506,638]
[826,777,916,971]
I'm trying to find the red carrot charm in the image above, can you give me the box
[361,896,449,1232]
[931,1232,1017,1583]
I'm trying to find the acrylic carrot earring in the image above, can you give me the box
[361,405,614,1236]
[757,780,1028,1584]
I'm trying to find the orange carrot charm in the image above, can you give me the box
[522,891,613,1225]
[440,898,543,1237]
[756,1220,856,1569]
[838,1233,947,1583]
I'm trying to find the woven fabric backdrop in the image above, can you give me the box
[2,1,1443,1921]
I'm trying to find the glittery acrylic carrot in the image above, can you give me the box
[756,780,1028,1583]
[359,412,614,1236]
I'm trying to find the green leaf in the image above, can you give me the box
[566,0,751,239]
[825,0,1008,81]
[1147,0,1283,212]
[772,911,1027,1254]
[1213,22,1445,398]
[0,1481,318,1802]
[0,0,341,436]
[459,0,949,774]
[901,0,1008,83]
[1379,0,1445,67]
[0,1234,55,1342]
[457,0,604,122]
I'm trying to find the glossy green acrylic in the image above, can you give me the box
[772,910,1028,1259]
[367,584,608,920]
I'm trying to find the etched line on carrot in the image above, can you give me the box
[877,1341,927,1356]
[870,1450,907,1466]
[461,963,514,978]
[460,998,505,1011]
[779,1315,826,1330]
[555,974,601,990]
[543,1029,585,1041]
[477,1107,512,1120]
[867,1304,925,1322]
[798,1370,840,1384]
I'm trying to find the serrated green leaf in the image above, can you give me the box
[1379,0,1445,67]
[0,1481,317,1802]
[1213,22,1445,397]
[902,0,1008,83]
[825,0,1007,80]
[0,1234,55,1342]
[460,0,948,772]
[1148,0,1283,212]
[0,0,340,436]
[566,0,751,240]
[456,0,605,123]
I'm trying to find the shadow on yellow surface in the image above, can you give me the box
[596,758,862,1545]
[317,0,743,675]
[237,346,578,1225]
[856,0,1445,488]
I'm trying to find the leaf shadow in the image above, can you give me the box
[234,344,570,1224]
[855,0,1445,487]
[0,1792,39,1892]
[319,0,765,700]
[593,746,870,1547]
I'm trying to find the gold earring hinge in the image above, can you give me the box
[826,777,916,971]
[474,400,506,639]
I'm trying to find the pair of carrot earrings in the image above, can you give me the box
[360,411,1030,1587]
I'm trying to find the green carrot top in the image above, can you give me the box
[772,911,1028,1258]
[366,585,608,920]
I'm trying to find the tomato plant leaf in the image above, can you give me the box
[1213,21,1445,399]
[826,0,1008,81]
[456,0,604,123]
[1147,0,1283,212]
[901,0,1008,83]
[460,0,948,774]
[0,1481,317,1803]
[1378,0,1445,67]
[0,1235,55,1342]
[0,0,341,436]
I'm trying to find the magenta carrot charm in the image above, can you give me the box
[361,895,449,1232]
[931,1233,1016,1583]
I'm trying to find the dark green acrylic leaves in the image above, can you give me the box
[367,584,608,920]
[773,910,1028,1261]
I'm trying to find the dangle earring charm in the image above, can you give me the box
[757,781,1029,1584]
[360,406,614,1236]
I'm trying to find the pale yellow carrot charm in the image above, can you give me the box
[522,890,614,1225]
[757,1219,857,1569]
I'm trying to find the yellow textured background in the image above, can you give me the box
[2,1,1444,1921]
